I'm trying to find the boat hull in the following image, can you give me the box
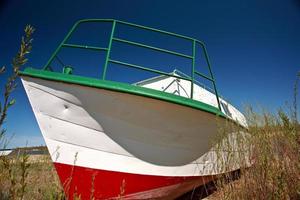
[21,76,240,199]
[54,162,215,200]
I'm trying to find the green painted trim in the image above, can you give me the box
[20,68,226,118]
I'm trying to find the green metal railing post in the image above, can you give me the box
[191,40,196,99]
[102,20,116,80]
[43,21,81,70]
[201,44,222,111]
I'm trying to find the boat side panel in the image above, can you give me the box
[21,76,245,176]
[21,76,248,199]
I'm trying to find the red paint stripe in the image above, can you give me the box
[54,162,214,199]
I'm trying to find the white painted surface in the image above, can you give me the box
[135,72,248,128]
[21,75,249,177]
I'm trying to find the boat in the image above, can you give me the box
[20,19,248,200]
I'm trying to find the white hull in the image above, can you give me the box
[21,76,242,176]
[21,75,249,199]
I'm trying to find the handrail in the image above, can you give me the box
[109,59,192,82]
[62,43,108,51]
[43,19,222,111]
[116,20,199,43]
[113,37,193,59]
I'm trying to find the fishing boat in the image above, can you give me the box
[20,19,248,200]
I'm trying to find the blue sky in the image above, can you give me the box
[0,0,299,148]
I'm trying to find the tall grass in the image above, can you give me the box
[0,25,66,200]
[0,153,65,200]
[209,106,300,200]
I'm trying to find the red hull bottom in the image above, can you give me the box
[54,163,215,200]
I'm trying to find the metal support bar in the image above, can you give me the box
[43,22,81,70]
[201,44,221,111]
[113,37,193,59]
[62,43,108,51]
[109,59,192,82]
[77,19,114,24]
[194,71,214,82]
[116,20,195,42]
[191,40,196,99]
[102,20,116,80]
[55,55,65,67]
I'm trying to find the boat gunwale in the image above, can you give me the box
[20,68,231,121]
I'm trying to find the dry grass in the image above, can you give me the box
[208,108,300,200]
[0,154,64,200]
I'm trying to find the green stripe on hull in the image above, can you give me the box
[20,68,226,118]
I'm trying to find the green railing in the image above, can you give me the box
[43,19,221,111]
